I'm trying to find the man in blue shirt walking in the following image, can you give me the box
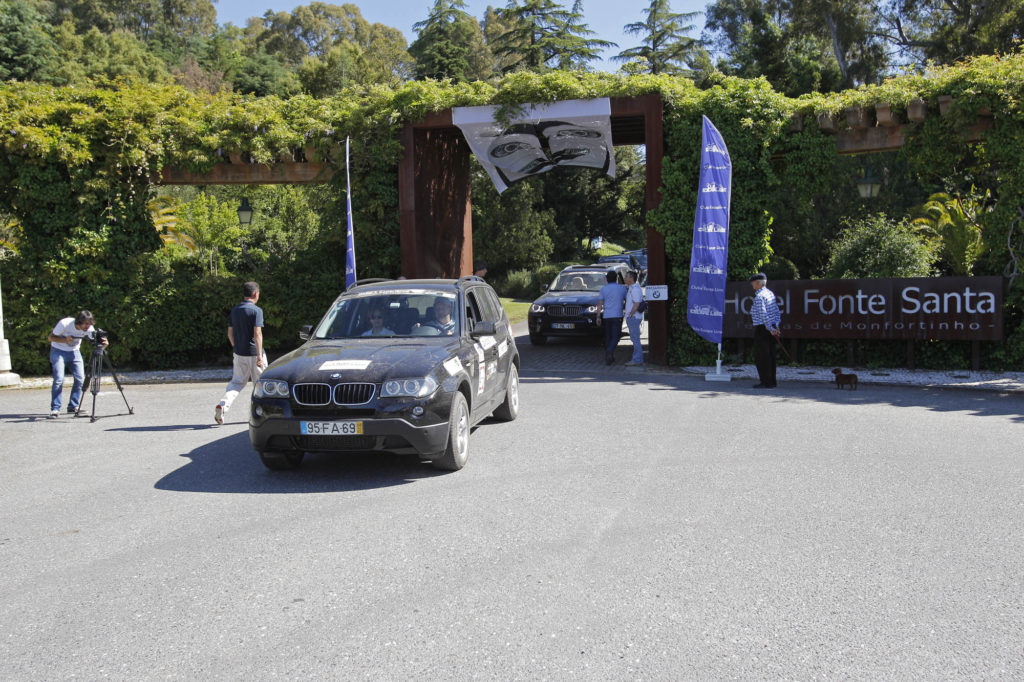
[749,273,781,388]
[215,281,266,424]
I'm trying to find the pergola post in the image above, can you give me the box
[399,111,473,279]
[398,94,669,363]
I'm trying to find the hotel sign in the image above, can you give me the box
[722,277,1003,341]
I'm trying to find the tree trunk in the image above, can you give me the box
[824,12,850,85]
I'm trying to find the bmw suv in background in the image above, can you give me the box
[527,263,627,345]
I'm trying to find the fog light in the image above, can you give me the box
[254,405,264,417]
[412,406,424,417]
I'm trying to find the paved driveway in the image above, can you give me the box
[2,359,1023,679]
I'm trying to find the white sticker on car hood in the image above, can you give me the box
[443,357,463,376]
[479,335,497,350]
[497,340,508,357]
[319,359,371,371]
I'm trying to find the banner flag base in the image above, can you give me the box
[705,344,731,382]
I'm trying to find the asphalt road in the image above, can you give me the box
[1,374,1023,680]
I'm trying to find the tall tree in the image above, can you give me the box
[613,0,700,75]
[542,147,645,259]
[43,0,216,42]
[48,22,168,84]
[875,0,1024,64]
[251,3,412,88]
[471,172,555,274]
[0,0,57,81]
[704,0,885,92]
[409,0,493,81]
[491,0,614,73]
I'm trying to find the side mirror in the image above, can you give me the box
[299,325,312,341]
[470,321,496,338]
[541,283,549,292]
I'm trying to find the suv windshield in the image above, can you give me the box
[550,271,608,292]
[314,291,460,338]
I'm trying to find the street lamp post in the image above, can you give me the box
[857,164,882,199]
[237,198,254,225]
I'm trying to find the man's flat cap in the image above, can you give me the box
[749,272,767,282]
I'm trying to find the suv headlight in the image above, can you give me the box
[254,379,289,398]
[531,304,546,313]
[381,376,439,398]
[586,305,598,313]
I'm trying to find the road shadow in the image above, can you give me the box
[518,371,1024,423]
[154,430,447,494]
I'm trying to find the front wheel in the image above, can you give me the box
[259,450,305,470]
[433,392,470,471]
[492,365,519,422]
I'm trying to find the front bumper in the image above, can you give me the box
[249,393,451,457]
[528,313,602,337]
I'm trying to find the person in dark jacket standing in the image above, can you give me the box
[215,281,265,424]
[749,273,781,388]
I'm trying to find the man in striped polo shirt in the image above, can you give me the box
[749,273,781,388]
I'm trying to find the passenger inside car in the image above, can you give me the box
[361,306,395,336]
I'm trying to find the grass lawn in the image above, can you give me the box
[500,297,532,324]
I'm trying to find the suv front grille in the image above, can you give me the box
[293,383,330,405]
[334,383,375,405]
[292,382,375,406]
[548,304,583,317]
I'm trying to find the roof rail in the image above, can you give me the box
[347,277,392,290]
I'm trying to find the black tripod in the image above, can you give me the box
[75,343,134,422]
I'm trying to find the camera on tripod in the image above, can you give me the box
[85,328,109,347]
[75,327,133,422]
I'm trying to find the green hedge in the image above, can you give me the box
[3,54,1024,371]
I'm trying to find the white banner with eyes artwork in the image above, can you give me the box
[453,98,616,194]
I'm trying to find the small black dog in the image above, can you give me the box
[833,368,858,390]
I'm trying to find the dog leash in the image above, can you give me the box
[774,334,793,362]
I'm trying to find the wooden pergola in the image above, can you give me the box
[159,93,984,366]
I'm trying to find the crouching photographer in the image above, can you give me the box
[47,310,108,419]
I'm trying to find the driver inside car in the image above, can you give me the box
[415,297,456,335]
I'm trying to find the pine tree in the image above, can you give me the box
[613,0,700,75]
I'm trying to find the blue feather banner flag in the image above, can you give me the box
[345,137,357,290]
[687,116,732,344]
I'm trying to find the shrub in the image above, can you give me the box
[495,263,571,299]
[825,213,937,279]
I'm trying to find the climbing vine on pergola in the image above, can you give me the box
[2,52,1023,370]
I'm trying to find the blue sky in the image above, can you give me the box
[214,0,709,70]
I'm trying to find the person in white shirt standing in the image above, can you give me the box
[47,310,106,418]
[624,271,645,366]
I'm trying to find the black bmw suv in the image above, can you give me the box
[527,263,627,345]
[249,277,519,472]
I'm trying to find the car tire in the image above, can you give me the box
[492,364,519,422]
[529,332,547,345]
[433,392,470,471]
[258,450,305,471]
